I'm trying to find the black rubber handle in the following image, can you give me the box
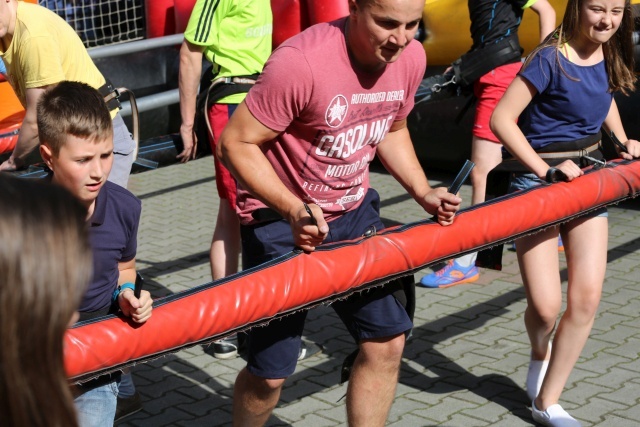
[134,273,144,299]
[448,160,475,194]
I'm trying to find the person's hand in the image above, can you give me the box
[177,123,198,163]
[287,203,329,252]
[0,156,22,171]
[554,159,583,182]
[621,139,640,159]
[118,289,153,323]
[420,187,462,226]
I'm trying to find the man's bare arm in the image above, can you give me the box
[376,119,461,225]
[217,102,329,250]
[177,39,205,162]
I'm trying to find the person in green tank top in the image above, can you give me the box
[177,0,273,359]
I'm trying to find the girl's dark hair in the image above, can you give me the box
[523,0,636,94]
[0,175,91,427]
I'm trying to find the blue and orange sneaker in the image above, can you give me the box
[418,259,479,288]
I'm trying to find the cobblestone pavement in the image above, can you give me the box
[118,157,640,427]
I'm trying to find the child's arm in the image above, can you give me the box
[117,258,153,323]
[118,258,137,285]
[602,99,640,159]
[490,75,583,181]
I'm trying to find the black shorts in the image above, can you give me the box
[241,189,413,378]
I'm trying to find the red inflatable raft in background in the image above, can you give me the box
[148,0,349,48]
[0,79,24,157]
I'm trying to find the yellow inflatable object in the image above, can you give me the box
[422,0,639,66]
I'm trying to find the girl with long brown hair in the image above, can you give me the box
[491,0,639,425]
[0,175,92,427]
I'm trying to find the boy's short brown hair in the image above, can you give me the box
[37,81,113,155]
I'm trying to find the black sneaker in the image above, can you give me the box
[114,392,142,422]
[213,336,239,359]
[298,340,322,361]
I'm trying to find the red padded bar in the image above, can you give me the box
[64,160,640,380]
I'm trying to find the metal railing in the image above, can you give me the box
[88,34,184,117]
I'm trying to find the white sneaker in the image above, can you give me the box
[526,342,552,401]
[532,401,581,426]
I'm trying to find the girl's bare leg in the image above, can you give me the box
[536,216,607,409]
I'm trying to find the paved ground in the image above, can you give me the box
[117,156,640,426]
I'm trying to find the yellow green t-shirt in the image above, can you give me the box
[184,0,273,104]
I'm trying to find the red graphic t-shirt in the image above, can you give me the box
[238,17,426,224]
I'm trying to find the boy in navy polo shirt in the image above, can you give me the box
[37,81,153,426]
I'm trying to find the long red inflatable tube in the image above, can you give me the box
[65,159,640,381]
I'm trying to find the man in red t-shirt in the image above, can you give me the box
[219,0,462,425]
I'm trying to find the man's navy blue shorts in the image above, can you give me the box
[241,188,413,379]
